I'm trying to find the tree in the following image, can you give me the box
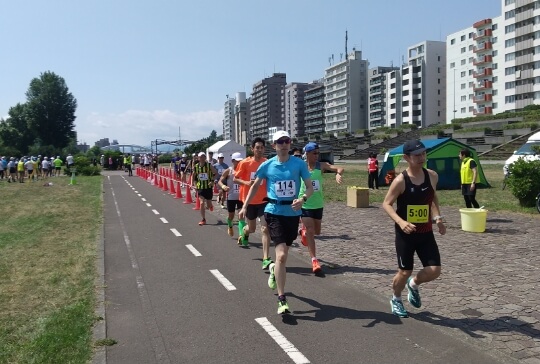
[0,103,35,155]
[25,71,77,150]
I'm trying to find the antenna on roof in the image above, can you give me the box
[345,30,348,60]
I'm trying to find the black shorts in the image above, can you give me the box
[145,164,150,167]
[395,230,441,270]
[197,188,213,201]
[264,213,300,246]
[180,167,186,173]
[227,200,243,213]
[10,167,16,173]
[246,203,267,220]
[55,167,61,170]
[301,207,323,220]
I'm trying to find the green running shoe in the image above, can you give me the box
[262,258,273,270]
[268,263,276,290]
[406,277,422,308]
[390,298,408,318]
[277,299,290,315]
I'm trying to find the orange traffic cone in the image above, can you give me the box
[170,178,176,195]
[192,191,201,210]
[175,181,183,199]
[183,184,193,204]
[213,182,219,194]
[158,175,163,189]
[163,177,168,192]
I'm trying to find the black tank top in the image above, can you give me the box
[396,168,434,233]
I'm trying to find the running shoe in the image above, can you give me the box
[311,259,322,274]
[277,299,290,314]
[262,258,273,270]
[406,277,422,308]
[300,229,308,247]
[227,226,234,237]
[268,263,276,290]
[390,298,408,318]
[237,236,242,245]
[198,219,206,226]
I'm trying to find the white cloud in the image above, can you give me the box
[76,109,223,147]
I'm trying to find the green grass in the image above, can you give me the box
[0,176,102,364]
[325,162,539,214]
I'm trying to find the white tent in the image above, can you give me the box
[206,140,245,167]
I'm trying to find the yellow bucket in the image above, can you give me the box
[459,208,488,233]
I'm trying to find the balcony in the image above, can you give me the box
[473,55,493,65]
[473,18,492,29]
[473,68,493,78]
[473,29,492,40]
[473,106,493,115]
[473,94,493,103]
[473,81,493,91]
[473,42,492,53]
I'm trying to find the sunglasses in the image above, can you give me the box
[276,138,291,145]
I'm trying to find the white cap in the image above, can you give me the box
[197,152,206,157]
[231,152,243,161]
[272,130,290,142]
[182,154,187,157]
[192,153,196,156]
[217,153,224,158]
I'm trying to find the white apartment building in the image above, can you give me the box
[284,82,311,138]
[368,66,399,130]
[233,92,250,146]
[223,97,236,140]
[447,0,540,121]
[324,50,369,133]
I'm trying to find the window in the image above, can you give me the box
[402,111,409,117]
[391,93,396,98]
[461,95,467,101]
[492,37,498,43]
[493,90,498,96]
[391,103,396,109]
[438,56,441,61]
[493,102,498,109]
[450,62,455,68]
[469,44,474,51]
[461,59,466,65]
[451,38,456,45]
[492,24,498,31]
[403,100,410,106]
[493,63,498,70]
[461,71,466,77]
[493,50,498,56]
[469,69,473,75]
[438,100,441,106]
[469,106,474,112]
[391,113,396,119]
[461,107,466,113]
[493,76,498,83]
[391,83,396,89]
[461,83,466,89]
[461,47,466,53]
[438,111,441,117]
[438,67,441,73]
[438,78,441,84]
[469,57,474,63]
[438,89,441,95]
[461,35,466,41]
[403,79,409,86]
[469,32,474,39]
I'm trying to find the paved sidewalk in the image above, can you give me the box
[211,199,540,363]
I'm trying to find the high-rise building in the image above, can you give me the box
[324,50,369,134]
[284,82,311,138]
[223,97,236,140]
[250,73,286,141]
[447,0,540,121]
[368,66,399,130]
[233,92,250,146]
[304,80,325,136]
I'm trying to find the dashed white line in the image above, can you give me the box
[255,317,310,364]
[131,187,135,190]
[137,194,142,197]
[160,218,168,224]
[209,269,236,291]
[170,228,182,237]
[134,190,138,193]
[185,244,201,256]
[152,209,160,215]
[141,198,147,201]
[146,203,152,207]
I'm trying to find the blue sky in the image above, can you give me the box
[0,0,499,147]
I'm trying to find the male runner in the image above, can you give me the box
[179,154,188,184]
[213,153,229,207]
[191,152,217,226]
[218,152,243,237]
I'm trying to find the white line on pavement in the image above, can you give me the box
[134,191,138,193]
[152,209,160,215]
[185,244,201,256]
[170,228,182,237]
[255,317,310,364]
[160,218,168,224]
[137,194,142,197]
[146,203,152,207]
[141,198,146,201]
[210,269,236,291]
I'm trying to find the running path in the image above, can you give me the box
[103,171,509,364]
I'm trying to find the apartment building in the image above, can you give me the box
[368,66,399,130]
[284,82,311,138]
[223,97,236,141]
[249,73,286,141]
[233,92,250,146]
[324,50,369,133]
[304,81,325,136]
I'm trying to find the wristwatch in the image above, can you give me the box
[302,195,308,202]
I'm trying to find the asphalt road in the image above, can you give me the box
[103,172,511,364]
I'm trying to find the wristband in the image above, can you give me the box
[433,215,444,222]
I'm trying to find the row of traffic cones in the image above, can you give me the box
[136,167,198,207]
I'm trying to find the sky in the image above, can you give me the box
[0,0,500,148]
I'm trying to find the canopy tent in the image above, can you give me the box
[378,138,490,190]
[206,140,245,167]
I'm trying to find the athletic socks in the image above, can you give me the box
[393,295,402,301]
[227,218,233,228]
[238,220,246,238]
[278,295,286,301]
[409,278,419,290]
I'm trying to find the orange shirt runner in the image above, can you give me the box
[236,156,267,204]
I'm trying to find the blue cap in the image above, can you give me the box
[304,142,319,153]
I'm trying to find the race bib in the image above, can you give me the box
[198,173,209,181]
[407,205,429,223]
[250,171,256,180]
[218,168,223,174]
[312,180,320,192]
[274,180,296,198]
[233,184,240,192]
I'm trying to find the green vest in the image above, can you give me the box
[299,162,324,209]
[194,162,213,189]
[460,157,476,184]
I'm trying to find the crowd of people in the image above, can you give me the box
[0,154,74,183]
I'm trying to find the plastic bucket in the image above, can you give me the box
[459,208,488,233]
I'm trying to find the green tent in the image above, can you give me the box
[378,138,490,190]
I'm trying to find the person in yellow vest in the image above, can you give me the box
[124,154,132,176]
[459,149,480,208]
[17,157,25,183]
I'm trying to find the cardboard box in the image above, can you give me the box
[347,187,369,208]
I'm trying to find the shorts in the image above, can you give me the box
[10,167,16,173]
[197,188,213,201]
[180,168,186,173]
[55,167,61,170]
[145,164,150,167]
[227,200,243,213]
[264,213,300,246]
[395,230,441,270]
[301,207,323,220]
[246,203,267,220]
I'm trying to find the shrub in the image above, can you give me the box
[158,154,172,164]
[507,159,540,207]
[78,165,102,176]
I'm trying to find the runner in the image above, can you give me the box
[179,154,188,184]
[191,152,217,226]
[171,152,180,179]
[239,130,313,314]
[218,152,244,237]
[298,142,344,274]
[8,157,17,182]
[233,137,272,270]
[213,153,229,208]
[25,157,34,181]
[382,140,446,318]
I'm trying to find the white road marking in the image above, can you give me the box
[146,203,152,207]
[134,190,138,193]
[170,228,182,237]
[185,244,201,256]
[137,194,142,197]
[210,269,236,291]
[152,209,160,215]
[255,317,310,364]
[141,198,146,201]
[160,218,168,224]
